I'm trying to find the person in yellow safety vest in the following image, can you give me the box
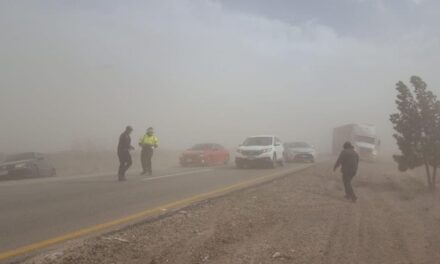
[139,127,159,175]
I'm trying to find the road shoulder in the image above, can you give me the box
[21,161,440,264]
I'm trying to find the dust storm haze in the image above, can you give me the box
[1,0,440,154]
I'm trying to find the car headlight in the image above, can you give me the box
[260,148,273,154]
[15,163,28,168]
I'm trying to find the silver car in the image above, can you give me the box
[284,142,316,163]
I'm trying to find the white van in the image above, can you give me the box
[235,135,284,168]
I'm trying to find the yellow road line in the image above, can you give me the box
[142,168,214,181]
[0,165,311,261]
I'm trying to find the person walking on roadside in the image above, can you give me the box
[139,127,159,175]
[117,126,134,181]
[334,141,359,202]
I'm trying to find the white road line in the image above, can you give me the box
[142,168,214,181]
[0,173,111,187]
[0,168,188,187]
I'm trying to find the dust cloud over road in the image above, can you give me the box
[1,0,440,154]
[23,160,440,264]
[2,1,440,264]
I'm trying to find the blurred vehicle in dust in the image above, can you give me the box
[333,124,380,161]
[284,142,316,163]
[0,152,56,178]
[180,143,230,167]
[235,135,284,169]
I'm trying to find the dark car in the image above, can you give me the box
[0,152,56,178]
[180,143,230,167]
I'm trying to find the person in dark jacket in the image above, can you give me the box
[117,126,134,181]
[334,141,359,202]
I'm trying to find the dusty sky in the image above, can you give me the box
[1,0,439,153]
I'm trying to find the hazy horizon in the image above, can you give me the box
[1,0,439,154]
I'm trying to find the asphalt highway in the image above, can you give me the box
[0,162,310,258]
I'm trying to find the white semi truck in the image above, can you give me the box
[333,124,380,161]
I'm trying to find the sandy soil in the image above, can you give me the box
[22,160,440,264]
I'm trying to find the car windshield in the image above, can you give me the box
[5,153,35,162]
[190,144,211,150]
[243,137,273,146]
[355,136,376,144]
[285,142,310,148]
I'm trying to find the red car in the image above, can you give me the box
[180,143,230,167]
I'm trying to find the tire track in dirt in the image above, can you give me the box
[321,203,358,264]
[321,162,432,264]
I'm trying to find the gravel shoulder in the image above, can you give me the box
[22,160,440,264]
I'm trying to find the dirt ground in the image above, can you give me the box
[22,160,440,264]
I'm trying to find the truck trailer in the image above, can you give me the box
[333,124,379,161]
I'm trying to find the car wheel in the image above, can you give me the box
[202,158,211,167]
[268,154,276,169]
[278,157,284,166]
[236,160,244,169]
[32,165,40,177]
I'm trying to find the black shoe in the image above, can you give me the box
[118,177,127,182]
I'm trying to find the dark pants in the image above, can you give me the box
[342,172,356,199]
[118,150,132,180]
[141,146,154,174]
